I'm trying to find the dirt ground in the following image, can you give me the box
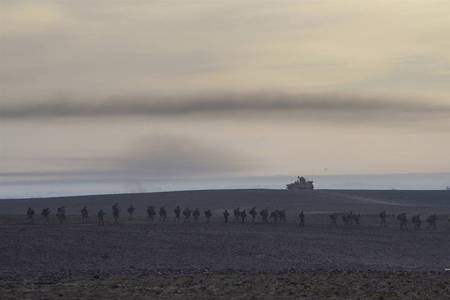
[1,270,449,299]
[1,189,449,298]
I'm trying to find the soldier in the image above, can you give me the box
[270,210,279,223]
[352,213,360,225]
[159,206,167,222]
[412,215,421,230]
[342,214,350,226]
[329,213,337,226]
[81,206,88,224]
[278,210,287,223]
[240,209,247,223]
[426,214,437,230]
[183,207,192,222]
[112,203,120,224]
[127,205,135,220]
[298,210,305,227]
[260,208,269,223]
[397,213,407,229]
[26,207,35,224]
[97,209,106,225]
[174,206,181,223]
[249,207,257,223]
[147,206,156,222]
[193,208,200,222]
[379,210,387,226]
[223,209,230,223]
[56,206,66,224]
[41,208,51,224]
[233,208,240,223]
[348,211,354,225]
[204,209,212,223]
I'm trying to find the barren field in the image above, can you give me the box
[1,189,449,299]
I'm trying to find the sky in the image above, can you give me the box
[1,0,450,191]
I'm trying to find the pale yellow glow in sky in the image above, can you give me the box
[1,0,450,180]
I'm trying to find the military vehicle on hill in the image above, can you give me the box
[286,176,314,190]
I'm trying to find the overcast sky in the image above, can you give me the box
[1,0,450,186]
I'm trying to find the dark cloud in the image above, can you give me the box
[1,93,449,123]
[118,135,251,177]
[0,135,252,185]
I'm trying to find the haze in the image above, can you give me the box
[1,0,450,192]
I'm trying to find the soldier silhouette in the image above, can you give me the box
[260,208,269,223]
[97,209,106,225]
[159,206,167,222]
[112,203,120,224]
[329,213,337,226]
[426,214,437,230]
[174,206,181,223]
[278,210,287,223]
[397,213,408,229]
[298,210,305,227]
[240,209,247,223]
[127,205,135,220]
[412,215,421,230]
[204,209,212,223]
[249,207,257,223]
[81,206,88,224]
[41,208,51,224]
[193,208,200,222]
[56,206,66,224]
[379,210,387,226]
[233,208,240,223]
[270,211,279,223]
[223,209,230,223]
[26,207,35,224]
[147,206,156,222]
[183,207,192,222]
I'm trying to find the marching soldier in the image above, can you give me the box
[426,214,437,230]
[26,207,35,224]
[270,211,279,223]
[329,213,337,226]
[240,209,247,223]
[56,206,66,224]
[397,213,408,230]
[298,210,305,227]
[260,208,269,223]
[159,206,167,222]
[127,205,135,220]
[174,206,181,223]
[41,208,51,224]
[249,207,257,223]
[147,206,156,222]
[379,210,387,226]
[278,210,287,223]
[233,208,240,223]
[112,203,120,224]
[193,208,200,222]
[81,206,88,224]
[97,209,106,225]
[183,207,192,222]
[223,209,230,223]
[412,215,421,230]
[204,209,212,223]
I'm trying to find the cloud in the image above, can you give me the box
[0,134,252,185]
[0,2,66,36]
[117,134,253,178]
[1,93,450,124]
